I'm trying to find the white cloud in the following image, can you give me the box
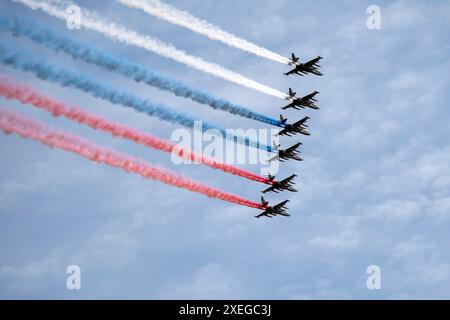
[160,263,243,299]
[309,216,360,250]
[0,253,63,295]
[365,199,422,223]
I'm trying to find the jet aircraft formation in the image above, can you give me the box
[256,53,323,219]
[0,1,323,220]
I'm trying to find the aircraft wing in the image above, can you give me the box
[276,212,290,217]
[294,117,309,127]
[303,92,317,100]
[309,69,323,76]
[255,212,273,218]
[262,186,275,193]
[304,57,321,67]
[275,128,288,136]
[273,200,289,211]
[282,102,295,110]
[285,142,301,153]
[284,67,297,76]
[283,175,296,184]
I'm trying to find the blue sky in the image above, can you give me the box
[0,0,449,299]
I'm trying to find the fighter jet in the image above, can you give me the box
[267,142,303,163]
[283,88,320,110]
[262,174,298,193]
[288,53,300,66]
[255,197,290,218]
[276,116,311,137]
[285,54,323,76]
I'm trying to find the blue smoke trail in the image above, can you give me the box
[0,16,283,128]
[0,40,272,152]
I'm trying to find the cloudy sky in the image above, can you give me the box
[0,0,449,299]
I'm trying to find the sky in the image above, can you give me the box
[0,0,449,299]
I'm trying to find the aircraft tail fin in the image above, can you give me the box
[288,88,296,97]
[261,196,269,207]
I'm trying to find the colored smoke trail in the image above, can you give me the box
[14,0,288,99]
[0,40,272,152]
[0,77,271,184]
[0,17,283,127]
[118,0,291,65]
[0,109,266,209]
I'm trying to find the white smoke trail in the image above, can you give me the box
[118,0,291,65]
[14,0,288,99]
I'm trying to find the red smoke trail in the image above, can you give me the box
[0,109,266,209]
[0,77,272,185]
